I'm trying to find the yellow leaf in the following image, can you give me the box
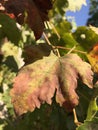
[87,43,98,73]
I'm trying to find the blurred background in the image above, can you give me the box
[66,0,98,27]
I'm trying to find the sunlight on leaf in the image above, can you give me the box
[89,25,98,34]
[87,43,98,73]
[1,42,24,69]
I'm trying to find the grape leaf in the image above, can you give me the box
[10,53,59,115]
[73,26,98,51]
[76,117,98,130]
[50,0,86,17]
[86,98,98,120]
[50,0,68,16]
[86,81,98,121]
[0,13,21,44]
[87,43,98,73]
[10,53,93,115]
[1,0,52,40]
[56,54,93,111]
[24,43,53,64]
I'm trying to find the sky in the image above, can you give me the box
[66,0,90,26]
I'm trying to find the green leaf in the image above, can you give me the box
[86,83,98,121]
[73,26,98,51]
[49,0,68,17]
[56,20,72,34]
[76,117,98,130]
[0,13,21,44]
[62,33,78,47]
[86,98,98,120]
[0,124,5,130]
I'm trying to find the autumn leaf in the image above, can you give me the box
[10,53,93,116]
[87,43,98,73]
[57,54,93,111]
[24,43,53,64]
[11,53,59,115]
[1,0,52,39]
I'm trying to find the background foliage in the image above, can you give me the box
[87,0,98,26]
[0,0,98,130]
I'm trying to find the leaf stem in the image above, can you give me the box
[73,108,82,126]
[67,45,77,54]
[43,32,61,57]
[53,46,87,54]
[43,32,51,45]
[48,22,60,39]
